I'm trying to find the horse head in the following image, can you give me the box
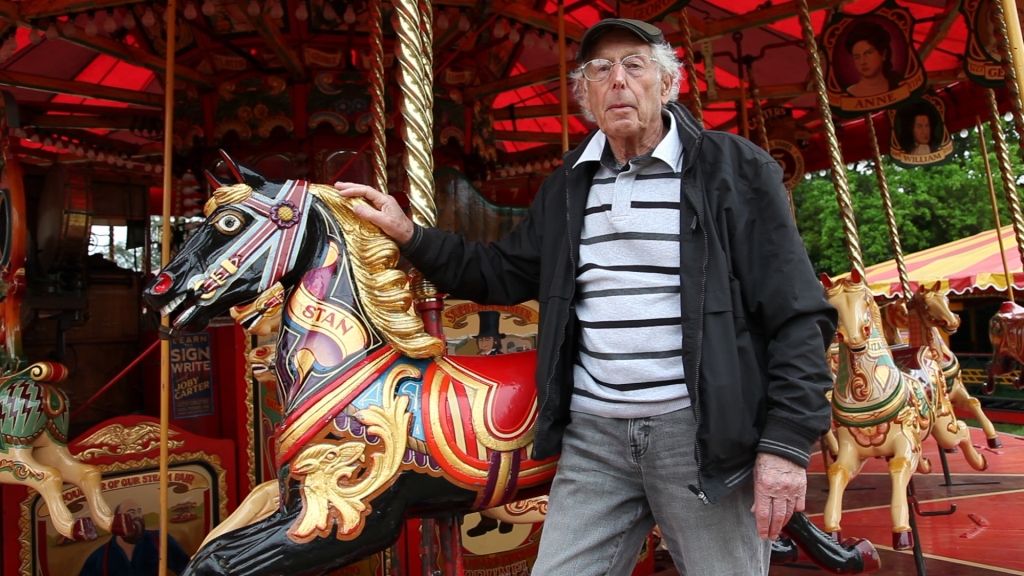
[143,169,323,335]
[910,281,960,334]
[820,270,879,351]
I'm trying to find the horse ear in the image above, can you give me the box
[204,170,225,190]
[819,272,833,289]
[219,149,244,183]
[931,281,941,292]
[850,268,862,284]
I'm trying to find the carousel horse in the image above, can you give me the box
[0,361,113,540]
[986,300,1024,394]
[143,154,878,576]
[822,271,987,549]
[906,283,1000,448]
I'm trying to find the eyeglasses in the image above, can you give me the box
[580,54,651,82]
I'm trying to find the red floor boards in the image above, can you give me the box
[659,428,1024,575]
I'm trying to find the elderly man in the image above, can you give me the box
[337,17,835,576]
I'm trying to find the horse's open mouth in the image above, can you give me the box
[846,342,868,353]
[159,292,201,329]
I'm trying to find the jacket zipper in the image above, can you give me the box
[685,152,710,506]
[538,167,576,424]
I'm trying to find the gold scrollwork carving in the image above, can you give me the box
[288,365,417,542]
[75,423,184,460]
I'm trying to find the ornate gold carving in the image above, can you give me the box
[75,423,184,460]
[288,365,416,542]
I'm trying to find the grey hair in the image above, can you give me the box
[570,42,683,122]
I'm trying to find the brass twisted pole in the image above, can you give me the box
[991,0,1024,162]
[977,116,1016,301]
[747,64,770,150]
[394,0,436,229]
[418,0,434,123]
[368,0,387,194]
[987,88,1024,270]
[997,0,1024,133]
[796,0,863,277]
[865,113,911,300]
[679,8,703,124]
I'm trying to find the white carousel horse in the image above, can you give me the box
[821,271,986,549]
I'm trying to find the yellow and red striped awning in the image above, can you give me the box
[860,226,1024,298]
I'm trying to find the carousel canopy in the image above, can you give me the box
[861,225,1024,298]
[0,0,1016,205]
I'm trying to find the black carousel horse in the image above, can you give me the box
[143,152,879,575]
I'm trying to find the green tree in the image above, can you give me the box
[793,123,1022,277]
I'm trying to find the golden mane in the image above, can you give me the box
[309,184,444,359]
[204,183,255,216]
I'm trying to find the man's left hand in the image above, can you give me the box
[751,452,806,541]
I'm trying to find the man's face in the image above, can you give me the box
[477,336,496,353]
[112,502,145,543]
[581,31,670,144]
[913,114,931,146]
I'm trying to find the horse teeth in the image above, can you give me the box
[161,294,186,317]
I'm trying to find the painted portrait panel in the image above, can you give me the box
[888,94,954,167]
[822,3,927,115]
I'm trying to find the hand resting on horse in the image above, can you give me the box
[334,182,415,245]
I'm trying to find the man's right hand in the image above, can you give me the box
[334,182,415,245]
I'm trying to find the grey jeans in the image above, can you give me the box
[530,408,771,576]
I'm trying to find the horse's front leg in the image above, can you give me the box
[34,442,114,532]
[887,434,920,550]
[823,429,861,539]
[1,447,79,539]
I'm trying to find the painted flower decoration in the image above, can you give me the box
[271,201,300,228]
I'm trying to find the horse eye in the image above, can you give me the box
[213,211,245,235]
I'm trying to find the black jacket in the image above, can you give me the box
[403,101,837,503]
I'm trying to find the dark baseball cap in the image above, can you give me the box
[577,18,666,61]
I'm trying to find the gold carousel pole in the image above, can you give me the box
[558,0,569,153]
[395,1,446,573]
[986,88,1024,273]
[797,0,864,277]
[977,116,1016,301]
[159,0,178,575]
[996,0,1024,124]
[369,0,387,195]
[865,113,912,300]
[679,8,704,125]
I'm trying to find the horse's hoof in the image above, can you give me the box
[828,530,842,542]
[892,531,913,550]
[988,436,1002,449]
[73,518,97,541]
[944,447,958,454]
[843,538,881,573]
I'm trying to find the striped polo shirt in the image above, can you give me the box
[570,110,689,418]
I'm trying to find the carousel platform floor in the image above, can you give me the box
[656,427,1024,576]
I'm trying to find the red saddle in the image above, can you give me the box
[422,350,556,496]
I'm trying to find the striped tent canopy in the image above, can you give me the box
[860,225,1024,299]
